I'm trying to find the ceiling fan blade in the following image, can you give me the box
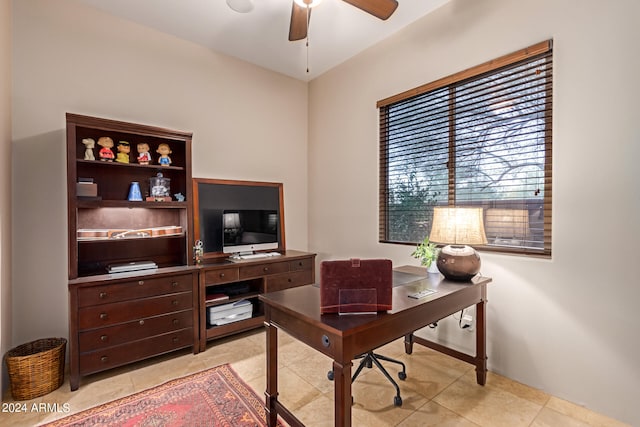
[289,2,310,41]
[342,0,398,20]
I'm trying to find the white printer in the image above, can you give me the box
[207,299,253,326]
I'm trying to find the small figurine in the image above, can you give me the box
[156,143,172,166]
[174,193,185,202]
[137,142,152,165]
[97,137,115,162]
[115,141,130,163]
[82,138,95,160]
[194,240,204,265]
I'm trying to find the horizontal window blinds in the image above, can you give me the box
[379,41,552,256]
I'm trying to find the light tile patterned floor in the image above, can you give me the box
[1,329,630,427]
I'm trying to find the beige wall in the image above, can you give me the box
[1,0,12,394]
[10,0,307,351]
[308,0,640,425]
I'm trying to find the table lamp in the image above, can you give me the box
[429,207,488,281]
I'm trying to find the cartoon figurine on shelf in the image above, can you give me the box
[194,240,203,265]
[81,138,95,160]
[115,141,130,163]
[137,142,152,165]
[97,137,115,161]
[156,143,172,166]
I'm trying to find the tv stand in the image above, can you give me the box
[199,250,315,351]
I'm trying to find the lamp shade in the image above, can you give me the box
[429,207,488,246]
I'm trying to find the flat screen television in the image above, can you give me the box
[222,210,279,254]
[193,178,285,259]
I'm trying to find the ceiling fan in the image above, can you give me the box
[289,0,399,41]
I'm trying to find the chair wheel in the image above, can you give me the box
[398,371,407,380]
[327,371,334,381]
[394,395,402,406]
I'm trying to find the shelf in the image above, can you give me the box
[205,315,265,335]
[76,159,185,172]
[205,291,260,308]
[67,113,193,280]
[78,233,186,243]
[77,200,189,209]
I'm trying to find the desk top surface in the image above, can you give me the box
[259,265,491,333]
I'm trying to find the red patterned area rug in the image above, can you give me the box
[41,364,286,427]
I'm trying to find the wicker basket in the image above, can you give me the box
[4,338,67,400]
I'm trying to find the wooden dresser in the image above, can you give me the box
[68,267,199,390]
[65,115,315,390]
[198,250,315,351]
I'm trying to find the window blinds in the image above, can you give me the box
[379,41,552,256]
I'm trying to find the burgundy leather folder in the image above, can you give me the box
[320,258,392,314]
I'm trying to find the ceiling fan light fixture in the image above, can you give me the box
[293,0,323,8]
[226,0,254,13]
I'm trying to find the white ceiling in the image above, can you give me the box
[78,0,450,81]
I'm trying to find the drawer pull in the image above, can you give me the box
[99,292,107,299]
[173,319,179,325]
[101,356,108,363]
[298,262,303,267]
[171,281,178,287]
[219,273,225,278]
[288,278,292,283]
[100,335,108,342]
[139,320,145,326]
[138,280,145,285]
[172,300,179,306]
[99,313,108,320]
[172,337,179,343]
[263,267,269,272]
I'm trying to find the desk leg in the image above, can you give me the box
[332,360,352,427]
[265,321,278,427]
[475,298,487,385]
[404,333,414,354]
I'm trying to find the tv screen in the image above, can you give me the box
[222,210,279,254]
[193,179,284,257]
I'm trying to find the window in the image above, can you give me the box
[378,41,552,256]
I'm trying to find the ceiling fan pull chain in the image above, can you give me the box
[306,6,310,73]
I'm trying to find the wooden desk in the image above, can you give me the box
[259,265,491,427]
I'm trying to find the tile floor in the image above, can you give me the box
[1,329,630,427]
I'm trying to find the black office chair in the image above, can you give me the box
[327,350,407,406]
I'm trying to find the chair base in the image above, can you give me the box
[328,352,406,406]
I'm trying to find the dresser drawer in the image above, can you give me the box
[204,267,239,285]
[289,257,313,272]
[78,292,193,330]
[78,309,193,353]
[240,261,289,279]
[77,274,193,307]
[265,270,314,293]
[79,328,193,375]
